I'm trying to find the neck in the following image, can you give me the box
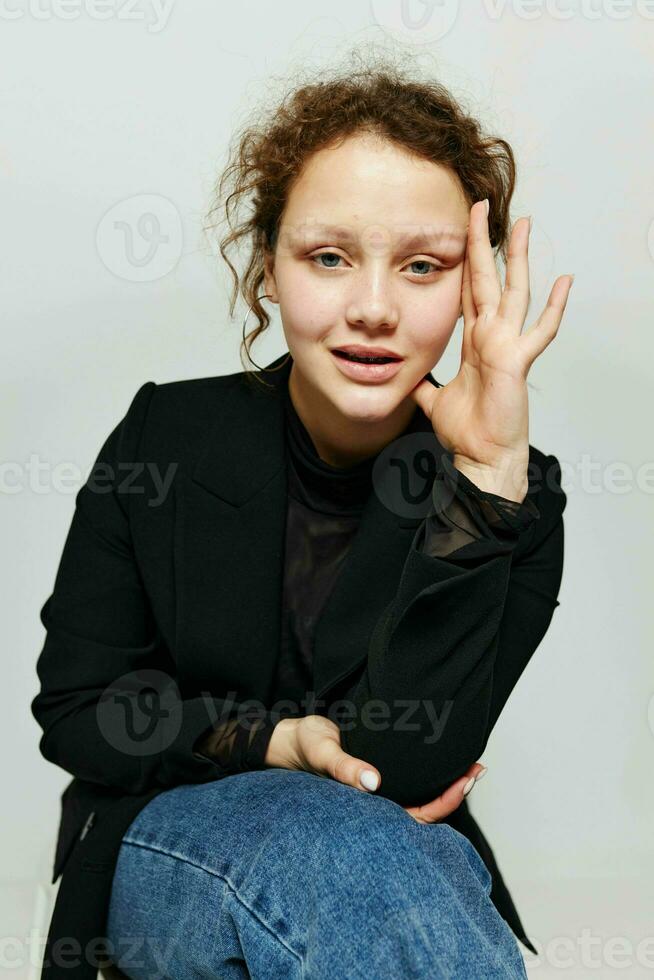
[287,363,418,469]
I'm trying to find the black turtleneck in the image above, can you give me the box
[283,381,379,513]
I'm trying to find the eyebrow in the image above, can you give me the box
[301,223,467,251]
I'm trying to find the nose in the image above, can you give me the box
[345,270,400,334]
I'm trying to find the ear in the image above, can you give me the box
[263,249,278,304]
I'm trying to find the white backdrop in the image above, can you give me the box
[3,1,653,975]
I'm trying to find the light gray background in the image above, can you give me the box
[3,1,653,976]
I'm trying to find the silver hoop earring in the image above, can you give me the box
[242,293,291,372]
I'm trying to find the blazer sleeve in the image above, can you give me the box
[191,711,278,772]
[30,382,274,794]
[338,451,567,807]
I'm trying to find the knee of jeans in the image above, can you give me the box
[248,768,412,838]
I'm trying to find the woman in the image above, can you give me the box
[32,58,571,979]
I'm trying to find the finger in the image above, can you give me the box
[406,763,486,824]
[520,274,574,365]
[408,377,438,418]
[497,216,531,330]
[407,776,468,823]
[461,252,476,325]
[447,762,485,805]
[318,738,382,794]
[467,200,502,317]
[460,253,477,362]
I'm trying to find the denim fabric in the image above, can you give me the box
[105,769,528,980]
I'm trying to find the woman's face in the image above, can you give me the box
[264,131,470,430]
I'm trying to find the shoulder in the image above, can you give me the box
[142,368,245,416]
[104,370,259,512]
[120,369,250,448]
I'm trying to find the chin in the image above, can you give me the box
[329,384,402,423]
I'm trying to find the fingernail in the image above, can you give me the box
[569,274,575,285]
[483,198,489,217]
[527,215,533,233]
[360,770,379,792]
[462,776,476,796]
[474,767,488,782]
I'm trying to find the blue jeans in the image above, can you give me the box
[105,768,528,979]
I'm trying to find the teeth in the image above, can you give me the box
[338,351,394,364]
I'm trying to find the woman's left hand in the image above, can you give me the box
[403,762,487,825]
[409,200,574,502]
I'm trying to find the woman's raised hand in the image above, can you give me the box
[264,715,383,793]
[409,200,574,502]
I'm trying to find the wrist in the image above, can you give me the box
[452,455,529,504]
[264,717,300,768]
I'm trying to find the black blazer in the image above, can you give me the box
[32,352,566,976]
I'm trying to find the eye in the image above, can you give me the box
[310,251,346,269]
[406,259,439,276]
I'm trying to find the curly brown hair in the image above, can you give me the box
[204,48,517,387]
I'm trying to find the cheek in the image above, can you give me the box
[408,279,462,351]
[277,265,335,340]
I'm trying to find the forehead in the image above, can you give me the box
[280,133,469,253]
[294,221,466,255]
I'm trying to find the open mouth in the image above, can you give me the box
[330,349,404,382]
[332,350,401,364]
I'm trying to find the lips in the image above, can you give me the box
[330,349,403,383]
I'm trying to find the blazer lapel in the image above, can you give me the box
[175,351,441,710]
[175,355,291,704]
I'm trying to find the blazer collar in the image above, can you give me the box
[179,352,443,706]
